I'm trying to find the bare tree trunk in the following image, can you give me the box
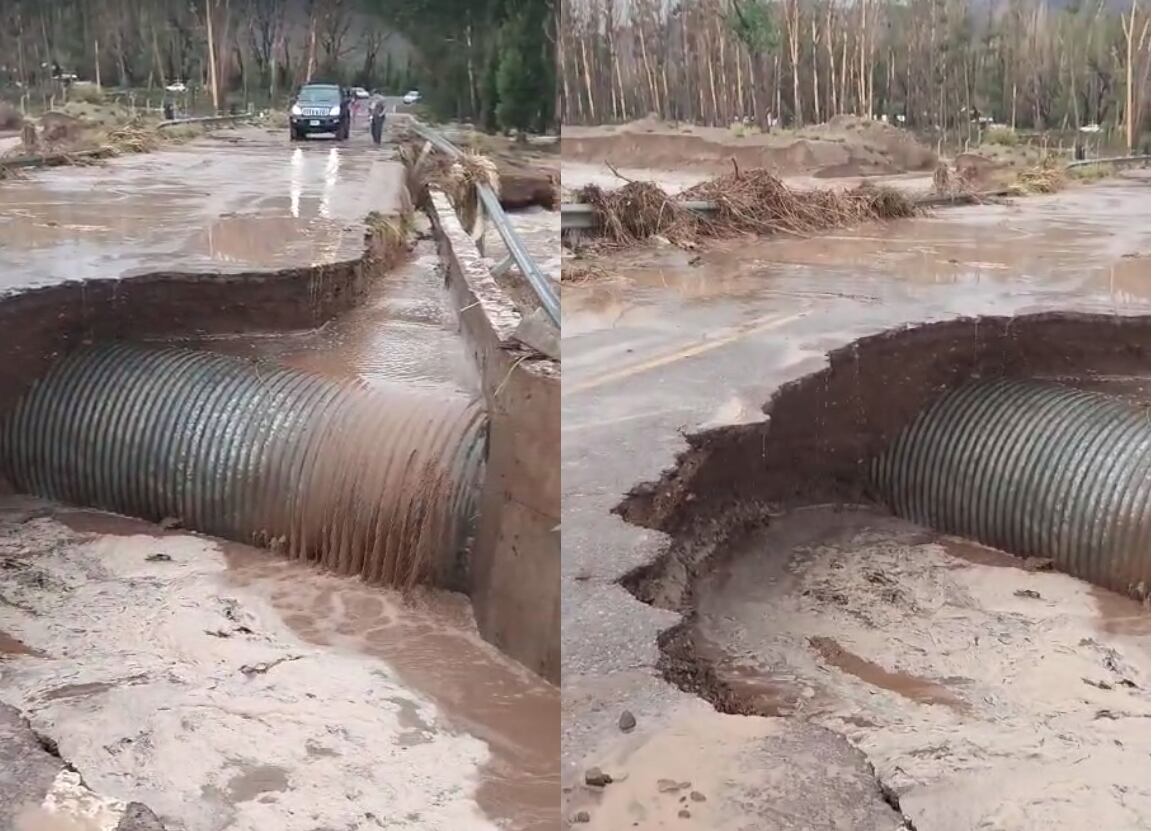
[580,35,597,122]
[839,25,849,113]
[718,16,729,120]
[747,50,758,124]
[811,14,822,123]
[305,6,318,83]
[217,0,232,103]
[1121,0,1150,150]
[774,51,782,125]
[735,42,745,115]
[94,38,102,89]
[826,7,838,115]
[465,24,478,115]
[857,0,868,116]
[787,0,801,123]
[205,0,219,110]
[639,26,659,116]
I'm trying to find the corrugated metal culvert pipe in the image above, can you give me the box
[870,378,1150,598]
[0,343,487,589]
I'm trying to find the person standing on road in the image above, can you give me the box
[369,94,387,146]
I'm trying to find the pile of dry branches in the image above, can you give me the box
[575,167,918,248]
[574,181,698,246]
[103,124,163,154]
[1008,160,1066,195]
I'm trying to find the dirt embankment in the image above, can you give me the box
[0,213,409,440]
[617,312,1150,575]
[562,115,937,178]
[610,313,1150,831]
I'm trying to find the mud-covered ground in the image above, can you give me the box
[690,507,1149,830]
[561,115,937,179]
[560,174,1151,829]
[0,499,558,831]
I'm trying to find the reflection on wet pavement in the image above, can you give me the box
[0,124,402,291]
[563,178,1150,404]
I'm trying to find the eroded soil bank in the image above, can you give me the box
[608,316,1148,830]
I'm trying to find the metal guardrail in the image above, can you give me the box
[562,201,717,231]
[1065,154,1151,169]
[561,156,1152,232]
[407,120,560,328]
[157,113,254,129]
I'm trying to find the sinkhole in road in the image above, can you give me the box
[614,312,1151,830]
[0,237,559,831]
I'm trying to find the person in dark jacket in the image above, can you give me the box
[369,95,387,145]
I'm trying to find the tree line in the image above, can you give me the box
[560,0,1151,150]
[0,0,556,132]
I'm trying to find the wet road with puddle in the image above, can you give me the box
[0,123,405,291]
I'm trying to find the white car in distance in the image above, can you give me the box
[402,90,421,105]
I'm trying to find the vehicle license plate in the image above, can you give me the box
[309,120,319,126]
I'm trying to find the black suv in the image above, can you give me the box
[289,83,350,141]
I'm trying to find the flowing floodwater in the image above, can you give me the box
[224,547,560,831]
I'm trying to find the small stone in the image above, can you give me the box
[657,778,681,793]
[116,802,167,831]
[690,791,706,802]
[584,767,612,787]
[572,811,591,823]
[145,553,172,562]
[158,517,182,530]
[1013,589,1041,599]
[677,781,691,790]
[618,710,636,732]
[678,809,691,819]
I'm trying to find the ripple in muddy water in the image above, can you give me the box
[175,243,477,396]
[224,546,560,831]
[48,509,559,830]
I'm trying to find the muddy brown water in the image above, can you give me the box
[167,240,477,395]
[55,509,559,830]
[563,176,1150,344]
[224,546,560,831]
[0,629,42,658]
